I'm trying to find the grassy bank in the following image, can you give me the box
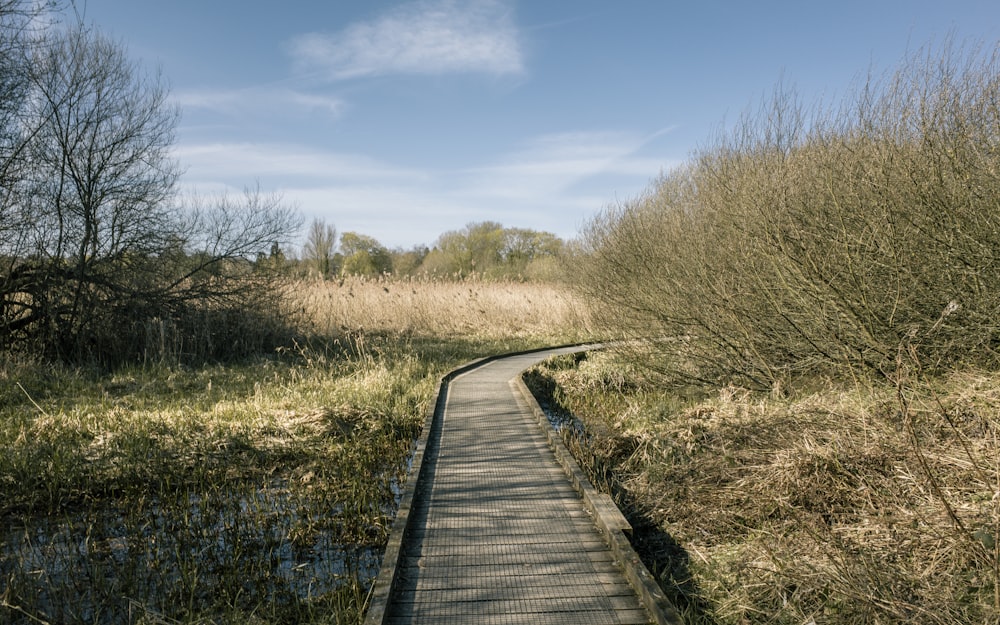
[0,279,592,624]
[525,350,1000,624]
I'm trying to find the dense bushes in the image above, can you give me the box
[577,41,1000,390]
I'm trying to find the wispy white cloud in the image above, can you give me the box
[285,92,347,115]
[287,0,524,81]
[461,129,678,198]
[171,128,675,248]
[173,142,426,184]
[173,87,346,117]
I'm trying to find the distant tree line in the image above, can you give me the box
[298,219,566,282]
[0,3,299,365]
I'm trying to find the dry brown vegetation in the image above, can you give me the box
[291,275,594,344]
[558,38,1000,624]
[575,40,1000,391]
[527,351,1000,624]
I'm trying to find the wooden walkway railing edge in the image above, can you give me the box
[510,374,683,625]
[362,352,480,625]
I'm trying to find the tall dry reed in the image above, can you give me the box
[291,275,594,344]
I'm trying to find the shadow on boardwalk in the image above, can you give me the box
[522,366,718,624]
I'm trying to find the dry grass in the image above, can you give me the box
[527,351,1000,624]
[291,276,594,344]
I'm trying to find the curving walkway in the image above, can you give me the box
[365,346,679,625]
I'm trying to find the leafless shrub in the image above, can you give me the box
[569,38,1000,623]
[0,18,301,365]
[575,39,1000,390]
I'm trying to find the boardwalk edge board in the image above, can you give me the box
[361,376,439,625]
[364,343,683,625]
[511,374,684,625]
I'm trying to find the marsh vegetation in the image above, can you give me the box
[0,5,592,621]
[528,352,1000,624]
[0,278,592,624]
[3,0,999,622]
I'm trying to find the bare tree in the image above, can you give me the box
[302,218,337,278]
[0,24,180,356]
[0,1,63,282]
[0,1,60,182]
[0,22,301,362]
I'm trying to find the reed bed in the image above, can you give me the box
[526,351,1000,625]
[291,276,594,344]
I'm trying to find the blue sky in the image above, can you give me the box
[76,0,1000,250]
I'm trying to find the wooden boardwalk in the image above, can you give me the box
[365,346,679,625]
